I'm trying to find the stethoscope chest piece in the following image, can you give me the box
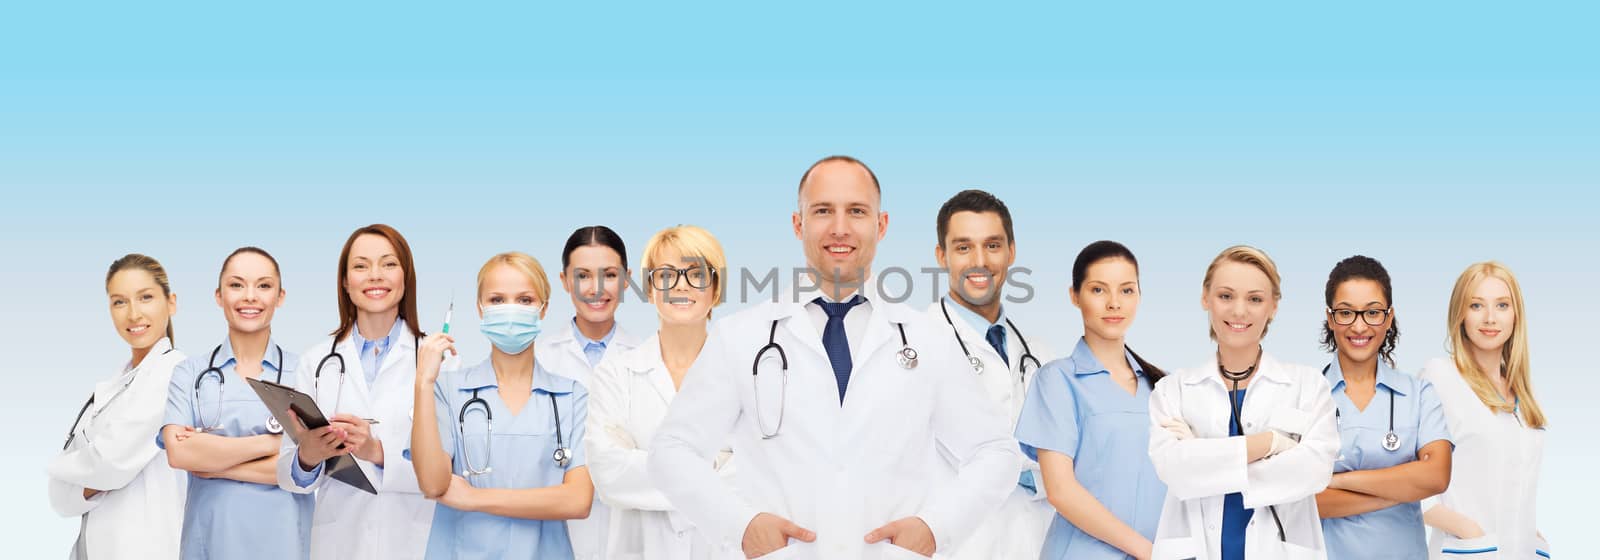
[266,416,284,435]
[966,355,984,374]
[897,346,919,369]
[553,446,572,468]
[1382,430,1401,452]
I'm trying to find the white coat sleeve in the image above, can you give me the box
[1148,377,1251,501]
[918,339,1021,551]
[1241,371,1338,509]
[587,358,674,512]
[278,351,327,493]
[648,321,761,545]
[47,358,180,508]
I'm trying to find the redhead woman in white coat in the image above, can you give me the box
[276,224,435,560]
[1148,246,1339,560]
[537,225,644,560]
[586,225,741,560]
[1419,261,1550,559]
[50,254,188,559]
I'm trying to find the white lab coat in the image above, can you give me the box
[585,334,742,560]
[48,337,187,560]
[922,301,1056,559]
[275,325,433,560]
[649,297,1020,560]
[1418,357,1549,559]
[1147,352,1339,560]
[536,319,642,560]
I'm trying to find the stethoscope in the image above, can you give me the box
[62,347,176,450]
[313,328,421,417]
[195,343,286,434]
[1325,364,1402,452]
[458,389,571,477]
[1217,347,1288,543]
[752,317,918,439]
[938,299,1040,378]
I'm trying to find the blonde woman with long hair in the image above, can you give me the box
[1419,262,1549,558]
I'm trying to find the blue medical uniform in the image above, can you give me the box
[413,357,589,560]
[1321,360,1452,559]
[1221,388,1249,560]
[1014,338,1166,559]
[159,337,313,560]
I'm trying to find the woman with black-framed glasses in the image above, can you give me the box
[585,225,742,560]
[1313,255,1452,560]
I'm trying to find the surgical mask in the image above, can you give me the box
[480,304,543,354]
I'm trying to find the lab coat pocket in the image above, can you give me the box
[1268,540,1323,560]
[1439,533,1498,556]
[750,543,804,559]
[874,542,931,560]
[1151,536,1203,560]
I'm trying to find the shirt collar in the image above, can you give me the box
[796,270,878,306]
[1066,337,1146,378]
[459,358,578,394]
[1323,358,1409,396]
[572,318,616,348]
[352,319,404,353]
[214,335,285,372]
[942,295,1005,335]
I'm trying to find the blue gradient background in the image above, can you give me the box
[4,2,1595,554]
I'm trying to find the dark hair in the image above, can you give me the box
[218,246,281,289]
[935,189,1015,248]
[797,155,880,197]
[562,226,628,271]
[332,224,423,341]
[1071,240,1165,388]
[107,253,177,344]
[1321,255,1400,367]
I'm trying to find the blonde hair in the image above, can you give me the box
[1446,261,1545,428]
[477,252,552,306]
[1202,245,1283,339]
[641,225,727,317]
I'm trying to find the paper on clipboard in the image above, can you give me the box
[246,378,378,495]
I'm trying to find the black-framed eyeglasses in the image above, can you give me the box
[648,265,716,291]
[1328,307,1392,326]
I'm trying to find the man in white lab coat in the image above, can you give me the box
[924,189,1057,559]
[649,155,1020,559]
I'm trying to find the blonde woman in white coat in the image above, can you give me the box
[537,225,644,560]
[1419,261,1549,559]
[586,225,741,560]
[276,225,434,560]
[50,254,188,559]
[1148,246,1339,560]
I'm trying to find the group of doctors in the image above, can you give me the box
[49,155,1549,560]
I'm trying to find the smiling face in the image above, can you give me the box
[1071,257,1140,343]
[792,160,886,297]
[1327,278,1394,365]
[561,244,625,325]
[1462,276,1515,355]
[344,233,405,317]
[1202,261,1278,349]
[215,252,283,334]
[648,247,716,326]
[936,210,1015,307]
[107,269,176,350]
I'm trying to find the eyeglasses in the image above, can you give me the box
[648,265,716,291]
[1328,307,1391,326]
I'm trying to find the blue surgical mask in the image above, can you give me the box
[480,304,543,354]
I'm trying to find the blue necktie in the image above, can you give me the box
[985,324,1010,367]
[815,296,864,403]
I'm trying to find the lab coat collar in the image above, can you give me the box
[1181,350,1292,387]
[1323,358,1409,397]
[1066,337,1146,379]
[620,334,675,404]
[458,357,577,394]
[129,337,176,372]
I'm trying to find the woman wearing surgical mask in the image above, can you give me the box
[277,224,434,560]
[1419,262,1549,559]
[159,247,313,559]
[585,225,741,560]
[1014,241,1168,560]
[1314,256,1452,559]
[410,252,594,560]
[1147,245,1339,560]
[50,254,188,559]
[537,225,642,560]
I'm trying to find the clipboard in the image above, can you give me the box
[246,378,378,495]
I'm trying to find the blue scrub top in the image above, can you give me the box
[1320,360,1452,560]
[159,337,313,560]
[1014,338,1166,560]
[1221,389,1249,560]
[412,357,590,560]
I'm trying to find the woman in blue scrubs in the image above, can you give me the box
[159,247,313,559]
[1015,240,1167,560]
[409,251,594,560]
[1314,256,1452,559]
